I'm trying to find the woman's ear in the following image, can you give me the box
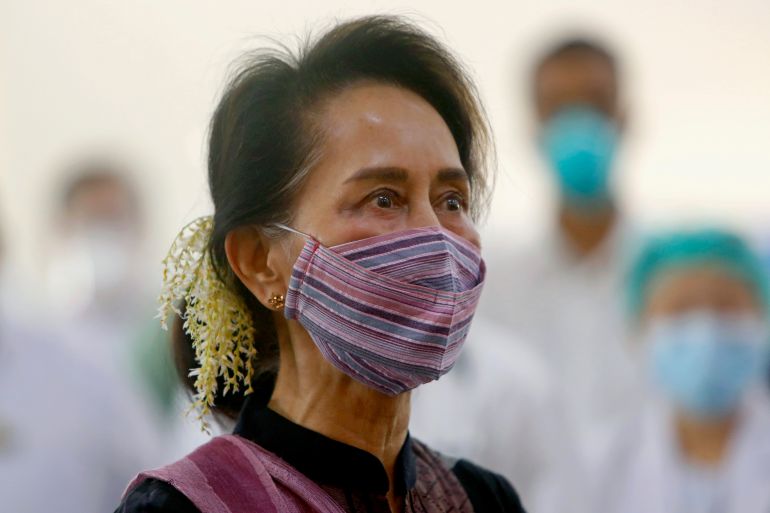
[225,226,288,310]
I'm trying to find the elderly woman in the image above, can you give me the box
[115,15,525,513]
[594,229,770,513]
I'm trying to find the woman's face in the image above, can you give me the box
[282,82,479,258]
[640,264,768,422]
[642,265,763,323]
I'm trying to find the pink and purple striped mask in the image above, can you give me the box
[274,224,486,395]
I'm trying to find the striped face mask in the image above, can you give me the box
[274,224,486,395]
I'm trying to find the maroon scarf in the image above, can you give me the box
[123,435,345,513]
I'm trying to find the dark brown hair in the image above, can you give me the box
[530,37,620,102]
[173,15,493,419]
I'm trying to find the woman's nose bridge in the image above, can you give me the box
[407,195,441,229]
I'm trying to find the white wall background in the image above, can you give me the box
[2,0,770,299]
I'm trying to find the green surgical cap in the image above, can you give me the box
[627,228,770,319]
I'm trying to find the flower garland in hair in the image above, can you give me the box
[158,216,256,431]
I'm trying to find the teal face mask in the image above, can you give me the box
[539,105,619,207]
[646,311,769,419]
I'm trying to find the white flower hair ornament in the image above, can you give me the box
[158,216,256,431]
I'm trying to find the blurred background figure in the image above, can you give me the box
[0,218,161,513]
[480,36,644,490]
[45,163,164,409]
[47,164,145,319]
[44,161,210,460]
[593,229,770,513]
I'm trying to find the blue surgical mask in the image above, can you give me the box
[539,105,619,207]
[646,311,769,419]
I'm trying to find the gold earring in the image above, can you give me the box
[267,293,285,310]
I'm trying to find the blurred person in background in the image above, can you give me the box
[594,229,770,513]
[49,166,143,308]
[479,37,643,477]
[0,219,161,513]
[46,163,151,365]
[45,162,209,460]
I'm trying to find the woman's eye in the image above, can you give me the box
[443,193,466,212]
[372,191,397,209]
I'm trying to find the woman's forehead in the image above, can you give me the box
[313,83,463,178]
[647,264,760,306]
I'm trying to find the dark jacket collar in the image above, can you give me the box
[233,394,417,495]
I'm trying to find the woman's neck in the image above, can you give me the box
[675,412,737,467]
[268,321,411,503]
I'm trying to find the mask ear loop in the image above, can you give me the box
[270,223,320,307]
[272,223,320,252]
[272,223,310,238]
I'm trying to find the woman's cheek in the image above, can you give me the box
[345,201,405,226]
[317,210,403,245]
[440,213,480,248]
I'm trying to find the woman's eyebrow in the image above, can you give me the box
[343,166,409,184]
[343,166,468,185]
[436,167,469,183]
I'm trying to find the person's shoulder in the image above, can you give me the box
[451,458,527,513]
[115,478,199,513]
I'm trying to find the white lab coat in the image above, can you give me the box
[50,287,214,464]
[592,390,770,513]
[0,315,164,513]
[478,223,645,475]
[410,318,576,513]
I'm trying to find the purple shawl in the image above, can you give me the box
[123,434,345,513]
